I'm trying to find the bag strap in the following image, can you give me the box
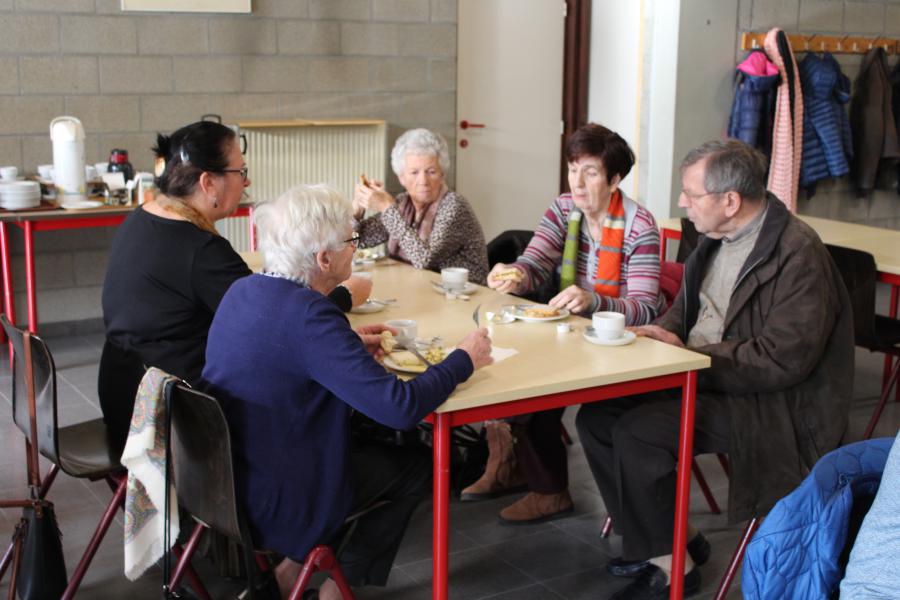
[22,331,41,494]
[162,379,177,599]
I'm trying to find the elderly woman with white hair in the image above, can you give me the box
[201,184,493,600]
[354,128,489,284]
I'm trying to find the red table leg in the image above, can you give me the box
[0,222,13,344]
[670,370,697,600]
[889,284,899,402]
[23,222,37,333]
[432,412,451,600]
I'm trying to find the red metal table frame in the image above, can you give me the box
[661,225,900,397]
[0,205,255,334]
[426,370,698,600]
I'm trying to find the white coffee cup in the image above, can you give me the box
[85,165,98,181]
[37,164,54,180]
[0,166,18,181]
[592,311,625,341]
[441,267,469,291]
[385,319,417,343]
[94,162,109,174]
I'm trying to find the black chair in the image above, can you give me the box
[826,245,900,439]
[165,382,355,600]
[486,229,557,304]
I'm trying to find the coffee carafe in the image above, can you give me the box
[50,116,86,200]
[107,149,134,183]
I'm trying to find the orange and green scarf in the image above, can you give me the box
[558,190,625,297]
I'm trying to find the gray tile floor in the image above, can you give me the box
[0,314,898,599]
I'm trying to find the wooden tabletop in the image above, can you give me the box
[0,203,136,223]
[239,252,711,414]
[660,215,900,277]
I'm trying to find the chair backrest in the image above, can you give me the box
[825,244,877,348]
[486,230,534,267]
[659,260,685,312]
[1,314,61,466]
[167,381,244,543]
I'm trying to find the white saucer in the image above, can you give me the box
[431,280,478,295]
[350,300,386,314]
[583,328,636,347]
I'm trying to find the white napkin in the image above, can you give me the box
[490,346,518,363]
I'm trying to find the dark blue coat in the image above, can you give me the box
[741,438,894,600]
[728,51,779,157]
[799,53,853,191]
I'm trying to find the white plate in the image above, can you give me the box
[383,347,453,374]
[430,280,479,295]
[350,300,386,314]
[583,328,637,346]
[60,200,104,210]
[512,305,570,323]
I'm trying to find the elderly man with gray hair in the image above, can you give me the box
[201,184,493,600]
[575,139,854,600]
[353,127,489,284]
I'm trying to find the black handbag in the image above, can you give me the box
[14,499,68,600]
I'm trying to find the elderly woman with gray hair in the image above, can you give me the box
[354,128,489,284]
[201,184,493,600]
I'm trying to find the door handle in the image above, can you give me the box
[459,120,485,129]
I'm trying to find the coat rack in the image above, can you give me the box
[741,32,898,55]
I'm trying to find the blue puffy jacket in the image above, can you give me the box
[728,50,779,158]
[799,52,853,191]
[742,438,894,600]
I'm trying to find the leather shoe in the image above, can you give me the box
[609,565,701,600]
[606,532,711,578]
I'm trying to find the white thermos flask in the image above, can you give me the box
[50,116,86,201]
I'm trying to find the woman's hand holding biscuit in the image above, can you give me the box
[487,263,524,294]
[354,177,394,213]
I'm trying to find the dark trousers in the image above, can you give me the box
[510,408,569,493]
[575,391,730,561]
[333,442,431,586]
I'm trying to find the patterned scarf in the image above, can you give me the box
[387,185,448,261]
[559,209,582,291]
[152,195,219,236]
[593,190,626,297]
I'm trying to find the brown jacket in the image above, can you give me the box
[656,196,854,522]
[850,47,900,196]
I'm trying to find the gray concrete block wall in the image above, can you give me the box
[0,0,458,326]
[738,0,900,230]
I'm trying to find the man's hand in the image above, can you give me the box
[629,324,684,347]
[455,328,494,370]
[339,276,373,308]
[549,284,593,315]
[487,263,523,294]
[356,323,397,359]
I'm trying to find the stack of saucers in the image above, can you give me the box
[0,181,41,210]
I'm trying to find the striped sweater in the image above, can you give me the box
[513,193,665,325]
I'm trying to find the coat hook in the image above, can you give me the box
[804,34,815,51]
[837,35,849,52]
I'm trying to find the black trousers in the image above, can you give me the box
[575,390,730,561]
[331,442,431,587]
[509,409,569,493]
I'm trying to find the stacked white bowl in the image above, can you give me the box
[0,181,41,210]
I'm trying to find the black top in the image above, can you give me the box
[99,206,351,447]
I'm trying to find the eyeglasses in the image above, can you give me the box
[681,189,721,203]
[217,166,249,182]
[343,234,361,249]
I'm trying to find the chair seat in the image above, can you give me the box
[870,316,900,354]
[55,418,123,479]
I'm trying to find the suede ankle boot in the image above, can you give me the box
[460,421,527,501]
[497,490,574,525]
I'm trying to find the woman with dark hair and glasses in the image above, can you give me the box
[99,120,370,451]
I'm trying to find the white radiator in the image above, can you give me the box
[216,119,387,251]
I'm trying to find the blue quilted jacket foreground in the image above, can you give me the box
[741,438,894,599]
